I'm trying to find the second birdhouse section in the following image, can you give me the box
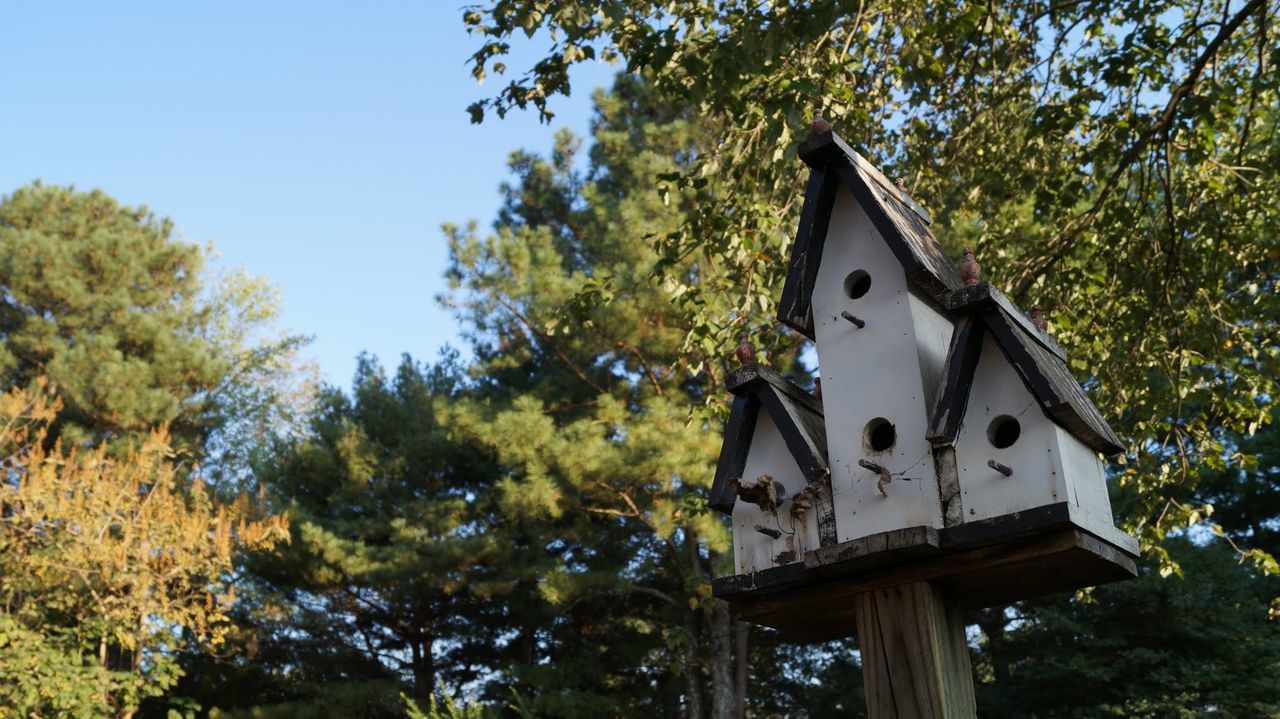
[709,364,831,577]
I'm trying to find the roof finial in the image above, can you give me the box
[1030,305,1048,332]
[734,331,755,366]
[810,114,831,136]
[960,247,981,286]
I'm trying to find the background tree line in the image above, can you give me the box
[3,0,1280,716]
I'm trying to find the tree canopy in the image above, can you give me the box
[0,182,313,474]
[0,387,289,719]
[463,0,1280,578]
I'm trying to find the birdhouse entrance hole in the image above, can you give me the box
[987,415,1021,449]
[864,418,896,452]
[843,270,871,300]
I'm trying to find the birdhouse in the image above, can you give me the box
[710,130,1138,640]
[709,362,831,576]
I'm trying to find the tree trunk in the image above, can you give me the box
[733,620,749,719]
[683,608,705,719]
[975,606,1009,685]
[707,603,735,719]
[975,605,1010,718]
[410,629,436,706]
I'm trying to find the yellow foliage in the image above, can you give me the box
[0,386,290,716]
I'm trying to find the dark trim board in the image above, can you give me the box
[948,283,1066,360]
[713,506,1138,641]
[709,395,760,513]
[711,560,810,597]
[981,310,1125,455]
[927,315,985,445]
[778,167,840,336]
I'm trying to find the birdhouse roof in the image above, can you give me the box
[777,131,966,339]
[709,364,828,515]
[928,283,1126,456]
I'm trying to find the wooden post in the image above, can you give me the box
[853,581,976,719]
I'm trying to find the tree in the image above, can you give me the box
[463,0,1280,574]
[178,354,511,717]
[975,538,1280,718]
[0,386,290,719]
[443,75,816,718]
[0,182,313,472]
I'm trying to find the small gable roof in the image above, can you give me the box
[778,131,966,339]
[928,283,1126,456]
[709,364,828,515]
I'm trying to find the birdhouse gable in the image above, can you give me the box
[929,283,1125,456]
[777,130,966,339]
[708,364,828,515]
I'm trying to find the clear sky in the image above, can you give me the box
[0,2,616,386]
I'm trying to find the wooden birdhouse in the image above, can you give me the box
[709,362,832,576]
[709,129,1138,643]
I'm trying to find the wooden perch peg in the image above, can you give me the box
[988,459,1013,477]
[858,459,887,474]
[841,310,866,329]
[754,525,783,539]
[859,459,894,496]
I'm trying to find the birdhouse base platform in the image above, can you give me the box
[713,503,1138,642]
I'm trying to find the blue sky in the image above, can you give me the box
[0,2,616,386]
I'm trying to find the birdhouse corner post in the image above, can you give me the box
[707,121,1137,719]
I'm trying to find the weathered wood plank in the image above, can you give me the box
[778,166,841,338]
[723,527,1136,641]
[709,395,760,514]
[807,526,942,573]
[758,387,828,480]
[981,308,1125,455]
[926,315,985,445]
[854,581,976,719]
[814,472,838,548]
[932,446,964,527]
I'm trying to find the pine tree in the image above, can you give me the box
[0,182,312,470]
[179,354,512,716]
[442,75,813,718]
[976,539,1280,718]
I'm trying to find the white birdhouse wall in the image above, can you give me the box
[731,411,820,575]
[953,334,1118,538]
[810,188,953,542]
[1052,423,1122,543]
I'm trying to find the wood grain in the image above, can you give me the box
[854,581,976,718]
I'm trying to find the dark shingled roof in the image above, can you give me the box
[709,364,828,515]
[928,283,1126,456]
[777,131,965,339]
[771,130,1124,457]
